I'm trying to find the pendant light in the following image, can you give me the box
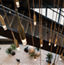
[48,39,51,46]
[40,39,43,47]
[33,13,37,26]
[17,25,27,45]
[15,0,20,8]
[34,56,37,61]
[54,38,57,47]
[14,37,20,51]
[0,15,7,30]
[11,31,20,51]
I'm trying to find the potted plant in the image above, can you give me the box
[46,53,53,65]
[6,44,16,56]
[24,46,40,60]
[6,48,12,55]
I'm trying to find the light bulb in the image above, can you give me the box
[22,38,27,45]
[59,56,62,61]
[40,44,43,47]
[2,25,7,30]
[34,58,37,61]
[16,47,20,51]
[34,21,36,26]
[54,44,57,47]
[48,42,51,46]
[34,56,37,61]
[9,11,11,14]
[16,1,20,8]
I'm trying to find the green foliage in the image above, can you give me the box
[46,53,53,63]
[10,44,16,50]
[6,48,12,54]
[6,44,16,55]
[29,52,35,57]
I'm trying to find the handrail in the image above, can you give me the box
[0,4,33,22]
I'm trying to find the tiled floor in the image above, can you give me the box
[0,44,64,65]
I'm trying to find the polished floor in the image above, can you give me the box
[0,44,64,65]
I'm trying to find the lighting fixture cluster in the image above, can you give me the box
[15,0,20,8]
[24,46,40,61]
[0,15,7,30]
[48,39,57,47]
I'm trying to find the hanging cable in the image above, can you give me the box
[52,0,60,65]
[55,19,64,63]
[52,0,60,47]
[14,0,27,45]
[33,0,37,26]
[27,0,34,46]
[39,0,43,65]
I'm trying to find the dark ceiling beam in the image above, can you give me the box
[27,0,64,8]
[1,0,64,11]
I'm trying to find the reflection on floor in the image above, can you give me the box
[0,44,64,65]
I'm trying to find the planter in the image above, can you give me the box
[11,51,16,56]
[24,47,28,53]
[46,53,53,65]
[52,63,55,65]
[6,47,16,56]
[48,63,50,65]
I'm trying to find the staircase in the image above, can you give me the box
[0,5,64,54]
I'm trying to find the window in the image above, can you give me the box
[33,8,46,16]
[47,8,53,19]
[59,16,64,25]
[33,8,63,24]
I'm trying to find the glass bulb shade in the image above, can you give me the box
[34,58,37,61]
[2,25,7,30]
[59,56,62,61]
[33,13,36,26]
[9,11,11,14]
[16,1,20,8]
[48,42,51,46]
[40,44,43,47]
[22,38,27,45]
[34,21,36,26]
[34,56,37,61]
[16,47,20,51]
[54,44,57,47]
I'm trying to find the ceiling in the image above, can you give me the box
[1,0,64,9]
